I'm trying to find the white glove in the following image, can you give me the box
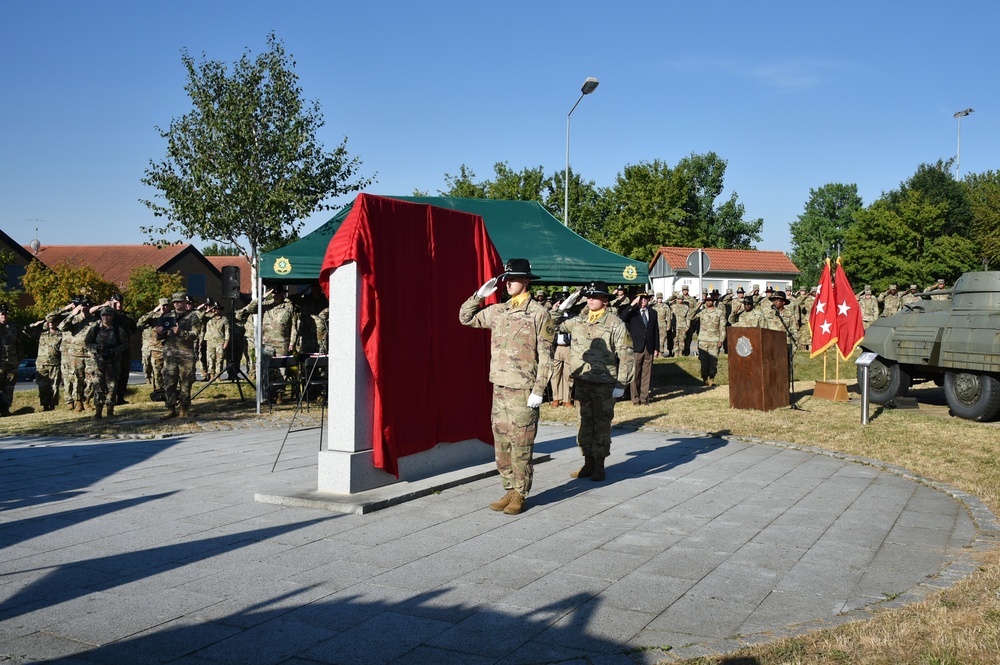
[476,277,498,299]
[527,393,544,409]
[611,387,625,399]
[559,291,581,311]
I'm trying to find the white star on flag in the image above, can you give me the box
[838,300,851,316]
[816,300,826,314]
[821,321,832,334]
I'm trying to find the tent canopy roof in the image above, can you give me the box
[260,196,648,287]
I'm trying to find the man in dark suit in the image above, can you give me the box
[620,290,659,405]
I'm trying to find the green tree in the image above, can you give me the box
[887,161,972,236]
[21,260,116,319]
[140,33,373,292]
[200,242,241,257]
[965,170,1000,269]
[542,168,606,242]
[789,183,863,288]
[602,159,690,260]
[0,249,22,316]
[484,163,547,201]
[675,152,762,249]
[439,164,487,198]
[124,265,185,315]
[842,191,977,290]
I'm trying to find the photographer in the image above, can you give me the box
[156,292,201,419]
[84,306,128,419]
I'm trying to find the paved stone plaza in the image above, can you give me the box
[1,422,995,664]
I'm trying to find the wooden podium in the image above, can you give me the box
[727,327,790,411]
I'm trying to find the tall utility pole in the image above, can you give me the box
[564,77,599,227]
[953,108,974,177]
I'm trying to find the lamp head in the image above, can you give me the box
[581,77,599,95]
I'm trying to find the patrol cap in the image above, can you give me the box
[863,284,871,294]
[681,285,689,291]
[499,258,538,280]
[171,292,187,302]
[909,284,918,290]
[582,280,611,298]
[158,297,170,306]
[752,284,760,290]
[937,278,945,285]
[99,306,115,316]
[654,292,663,298]
[889,284,897,290]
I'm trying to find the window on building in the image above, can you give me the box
[187,274,206,297]
[4,264,25,290]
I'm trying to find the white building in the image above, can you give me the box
[649,247,801,298]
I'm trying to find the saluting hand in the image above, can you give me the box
[476,277,498,299]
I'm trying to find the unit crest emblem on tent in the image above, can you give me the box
[622,265,638,280]
[273,256,292,275]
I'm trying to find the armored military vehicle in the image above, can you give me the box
[858,271,1000,421]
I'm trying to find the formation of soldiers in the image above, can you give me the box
[9,280,330,420]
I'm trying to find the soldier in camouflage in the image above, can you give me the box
[555,280,634,482]
[901,284,922,307]
[878,284,903,318]
[27,314,62,411]
[238,282,299,402]
[460,258,554,515]
[137,298,171,394]
[0,304,22,417]
[689,291,727,386]
[926,278,950,301]
[85,306,129,420]
[797,287,816,350]
[203,301,231,382]
[763,291,799,354]
[729,296,765,329]
[858,285,880,328]
[157,292,202,419]
[93,293,136,406]
[59,298,97,412]
[667,286,695,357]
[653,292,671,357]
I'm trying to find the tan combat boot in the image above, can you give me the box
[160,408,178,420]
[570,455,595,479]
[75,402,84,413]
[489,489,516,512]
[590,457,607,482]
[503,492,525,515]
[178,405,189,419]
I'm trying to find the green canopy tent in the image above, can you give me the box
[260,196,648,287]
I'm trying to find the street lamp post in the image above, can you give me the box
[953,108,974,177]
[564,77,599,227]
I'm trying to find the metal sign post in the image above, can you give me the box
[855,352,878,425]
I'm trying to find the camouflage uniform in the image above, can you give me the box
[763,299,800,351]
[858,290,880,328]
[668,293,692,357]
[728,301,765,328]
[796,292,816,349]
[926,280,950,301]
[688,300,727,384]
[653,295,671,354]
[59,310,96,409]
[878,286,903,318]
[29,318,62,410]
[901,285,922,308]
[137,304,168,391]
[84,317,128,415]
[557,303,634,460]
[460,290,553,500]
[204,312,231,380]
[238,293,298,397]
[158,305,201,414]
[316,307,329,354]
[0,314,22,415]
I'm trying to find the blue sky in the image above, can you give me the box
[2,1,996,255]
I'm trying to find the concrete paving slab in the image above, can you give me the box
[0,423,994,664]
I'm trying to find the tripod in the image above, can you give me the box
[193,298,254,402]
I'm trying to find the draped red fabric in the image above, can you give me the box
[318,194,503,477]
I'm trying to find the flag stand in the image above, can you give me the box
[813,348,849,401]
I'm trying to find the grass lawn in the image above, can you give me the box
[4,351,1000,664]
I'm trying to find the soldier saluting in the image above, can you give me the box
[460,259,554,516]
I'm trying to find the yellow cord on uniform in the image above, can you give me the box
[587,307,606,323]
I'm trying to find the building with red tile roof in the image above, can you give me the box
[23,243,227,303]
[649,246,801,298]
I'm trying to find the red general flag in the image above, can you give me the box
[809,257,837,358]
[834,257,865,360]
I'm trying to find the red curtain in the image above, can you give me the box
[319,194,503,476]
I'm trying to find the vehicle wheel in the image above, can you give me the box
[944,372,1000,422]
[860,357,911,404]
